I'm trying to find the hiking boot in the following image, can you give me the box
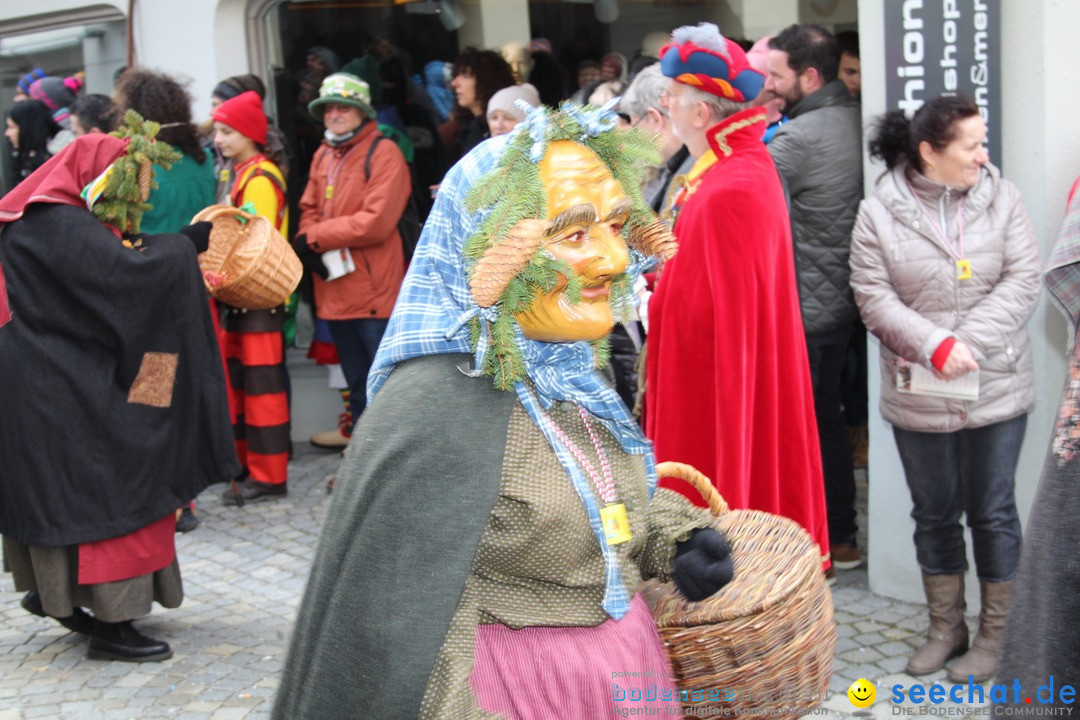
[310,412,352,449]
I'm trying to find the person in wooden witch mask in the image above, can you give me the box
[273,102,735,720]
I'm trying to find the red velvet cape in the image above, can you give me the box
[645,107,830,565]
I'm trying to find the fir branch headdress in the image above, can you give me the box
[86,110,181,234]
[463,99,677,390]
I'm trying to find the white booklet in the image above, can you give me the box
[897,363,979,401]
[321,248,356,281]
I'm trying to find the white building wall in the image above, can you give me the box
[128,0,221,119]
[859,0,1080,605]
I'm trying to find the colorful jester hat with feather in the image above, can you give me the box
[660,22,764,102]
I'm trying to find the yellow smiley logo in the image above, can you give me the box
[847,678,876,708]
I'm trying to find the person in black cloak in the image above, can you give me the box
[995,178,1080,708]
[272,101,736,719]
[0,129,239,662]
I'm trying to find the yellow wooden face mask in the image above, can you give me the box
[515,141,631,343]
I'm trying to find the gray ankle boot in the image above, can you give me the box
[946,579,1013,683]
[906,573,969,675]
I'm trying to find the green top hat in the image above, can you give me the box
[308,72,376,122]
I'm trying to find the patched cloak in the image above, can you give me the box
[644,107,830,563]
[0,203,239,547]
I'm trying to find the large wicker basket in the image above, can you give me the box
[193,205,302,310]
[651,462,835,716]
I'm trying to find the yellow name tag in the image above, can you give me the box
[218,168,230,183]
[956,259,972,280]
[600,503,632,545]
[325,185,334,200]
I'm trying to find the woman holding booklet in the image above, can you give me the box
[849,95,1040,685]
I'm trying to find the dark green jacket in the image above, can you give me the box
[140,149,216,234]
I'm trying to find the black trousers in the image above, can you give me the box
[806,324,858,546]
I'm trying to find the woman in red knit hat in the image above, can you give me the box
[212,91,293,503]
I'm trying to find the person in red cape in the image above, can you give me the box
[644,22,831,571]
[0,133,239,661]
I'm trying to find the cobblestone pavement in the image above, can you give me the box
[1,455,989,719]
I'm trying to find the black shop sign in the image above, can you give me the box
[885,0,1001,166]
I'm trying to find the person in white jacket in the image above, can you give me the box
[849,94,1040,685]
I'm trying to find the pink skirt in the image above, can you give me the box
[469,594,681,718]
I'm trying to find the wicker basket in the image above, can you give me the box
[193,205,302,310]
[651,462,835,716]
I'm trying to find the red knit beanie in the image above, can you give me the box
[212,91,267,145]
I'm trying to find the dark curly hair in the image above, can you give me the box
[451,48,515,116]
[868,95,980,171]
[115,69,207,163]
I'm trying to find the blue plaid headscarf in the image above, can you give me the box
[368,114,659,619]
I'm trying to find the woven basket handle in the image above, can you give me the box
[191,204,256,226]
[656,461,729,517]
[192,205,256,269]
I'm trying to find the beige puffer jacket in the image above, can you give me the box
[849,162,1040,432]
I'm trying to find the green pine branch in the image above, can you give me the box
[92,110,181,234]
[592,336,611,369]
